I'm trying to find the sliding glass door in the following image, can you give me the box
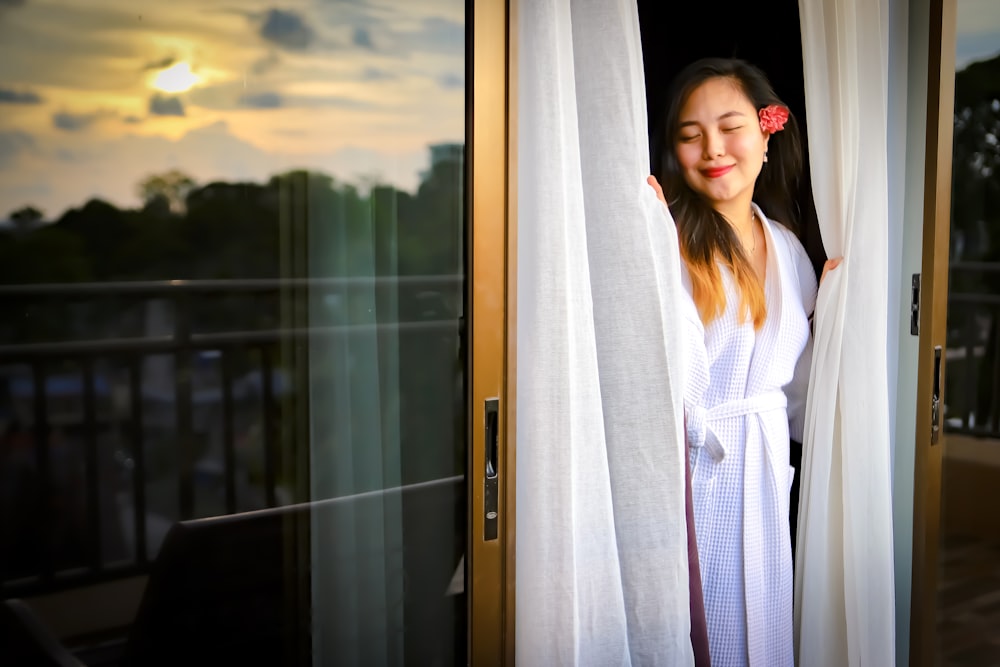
[0,1,513,663]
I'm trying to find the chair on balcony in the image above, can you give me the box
[1,598,85,667]
[1,476,464,666]
[2,504,307,666]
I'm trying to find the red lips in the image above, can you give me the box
[702,165,734,178]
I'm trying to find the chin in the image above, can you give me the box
[702,187,738,205]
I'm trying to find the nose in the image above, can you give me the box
[702,130,725,159]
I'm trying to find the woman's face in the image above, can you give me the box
[674,76,769,213]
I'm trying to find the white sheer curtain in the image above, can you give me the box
[515,0,693,664]
[795,0,896,665]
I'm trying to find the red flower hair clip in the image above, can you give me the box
[758,104,789,133]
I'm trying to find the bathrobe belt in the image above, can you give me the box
[686,390,788,462]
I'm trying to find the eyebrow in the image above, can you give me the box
[678,110,747,129]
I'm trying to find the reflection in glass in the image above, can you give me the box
[0,1,466,663]
[938,3,1000,664]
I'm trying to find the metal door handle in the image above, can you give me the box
[484,398,499,540]
[931,346,942,445]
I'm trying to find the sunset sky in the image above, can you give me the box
[0,0,465,218]
[957,0,1000,68]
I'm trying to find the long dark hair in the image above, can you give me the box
[659,58,803,328]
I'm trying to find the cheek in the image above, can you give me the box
[676,145,701,171]
[733,134,767,162]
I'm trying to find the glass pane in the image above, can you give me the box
[939,4,1000,664]
[0,1,466,664]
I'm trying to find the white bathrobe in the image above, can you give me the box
[682,204,817,667]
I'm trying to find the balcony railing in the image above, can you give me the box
[945,262,1000,438]
[1,265,996,598]
[0,276,462,598]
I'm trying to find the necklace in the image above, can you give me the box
[747,209,757,254]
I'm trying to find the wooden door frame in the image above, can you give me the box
[910,0,956,662]
[468,0,516,664]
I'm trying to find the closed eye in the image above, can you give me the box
[679,134,701,143]
[722,125,744,132]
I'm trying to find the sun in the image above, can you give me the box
[151,62,199,94]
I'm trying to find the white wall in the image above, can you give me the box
[889,0,933,663]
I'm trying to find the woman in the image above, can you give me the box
[648,58,839,666]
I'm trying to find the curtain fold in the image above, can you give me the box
[795,0,896,665]
[516,0,693,664]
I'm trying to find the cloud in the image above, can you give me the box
[143,56,176,71]
[0,87,42,104]
[252,51,281,75]
[55,148,84,163]
[957,31,1000,69]
[52,111,105,131]
[415,17,464,53]
[350,14,464,60]
[0,183,50,213]
[438,73,463,90]
[0,118,445,218]
[259,9,314,51]
[958,0,1000,35]
[190,80,377,112]
[239,92,283,109]
[361,67,395,81]
[0,130,34,167]
[352,27,374,49]
[315,95,378,110]
[149,94,185,117]
[0,0,27,7]
[957,1,1000,68]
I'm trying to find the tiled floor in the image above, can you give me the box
[937,535,1000,666]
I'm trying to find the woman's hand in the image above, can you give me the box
[647,175,667,208]
[820,257,843,285]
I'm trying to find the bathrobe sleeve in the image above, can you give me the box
[784,234,818,443]
[679,264,712,450]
